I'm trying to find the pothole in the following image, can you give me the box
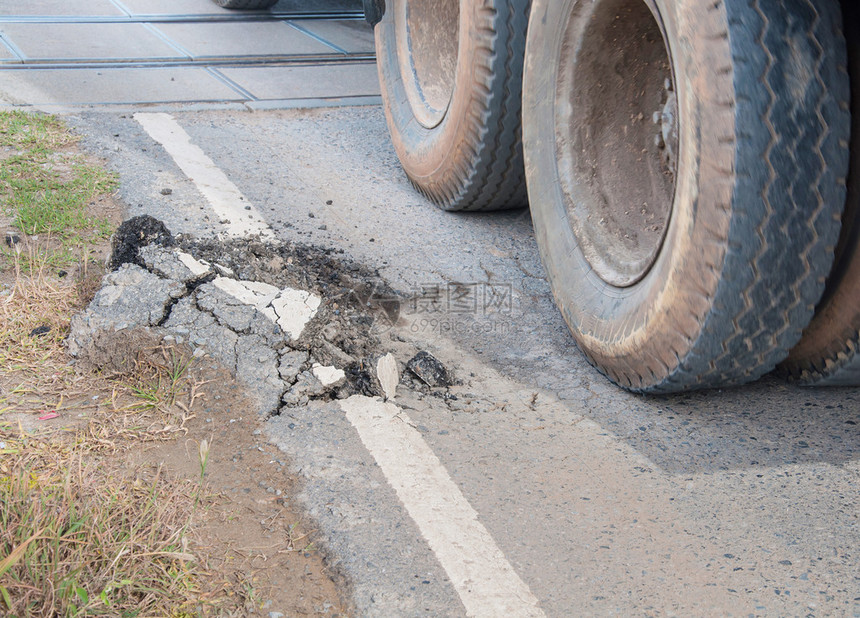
[69,216,456,418]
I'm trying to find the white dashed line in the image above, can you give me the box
[134,112,272,239]
[340,395,546,618]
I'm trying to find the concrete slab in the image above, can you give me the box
[0,23,184,61]
[0,67,242,106]
[220,62,379,100]
[152,21,333,58]
[0,40,18,62]
[117,0,222,16]
[290,19,373,54]
[119,0,361,18]
[0,0,125,17]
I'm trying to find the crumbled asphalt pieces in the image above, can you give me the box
[68,218,454,417]
[406,351,450,387]
[109,214,175,270]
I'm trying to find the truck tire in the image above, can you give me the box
[374,0,529,211]
[781,4,860,386]
[211,0,278,9]
[522,0,850,392]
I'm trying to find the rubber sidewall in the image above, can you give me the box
[524,0,737,388]
[375,0,527,208]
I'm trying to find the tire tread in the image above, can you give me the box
[384,0,530,212]
[643,0,849,392]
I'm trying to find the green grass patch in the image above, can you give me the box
[0,111,118,263]
[0,113,215,616]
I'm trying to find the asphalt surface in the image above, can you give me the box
[2,2,858,616]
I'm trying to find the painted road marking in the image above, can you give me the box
[210,275,321,341]
[134,112,272,239]
[130,116,541,613]
[341,395,545,618]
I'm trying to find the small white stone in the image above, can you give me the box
[376,353,399,401]
[312,363,345,386]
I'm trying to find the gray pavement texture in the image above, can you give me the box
[69,247,288,417]
[68,106,860,616]
[4,2,859,615]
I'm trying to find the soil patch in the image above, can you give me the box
[128,360,350,616]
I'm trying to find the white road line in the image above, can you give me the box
[134,112,272,239]
[340,395,545,618]
[136,111,541,614]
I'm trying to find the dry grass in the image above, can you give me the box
[0,434,201,615]
[0,253,218,616]
[0,112,220,617]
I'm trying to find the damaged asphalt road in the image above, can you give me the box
[71,215,443,419]
[70,216,547,615]
[65,107,860,616]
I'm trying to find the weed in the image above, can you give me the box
[0,431,203,615]
[198,438,211,483]
[0,110,116,268]
[123,345,196,414]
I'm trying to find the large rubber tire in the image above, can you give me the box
[211,0,278,9]
[780,3,860,386]
[374,0,529,211]
[522,0,851,393]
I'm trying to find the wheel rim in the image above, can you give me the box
[555,0,677,288]
[395,0,459,129]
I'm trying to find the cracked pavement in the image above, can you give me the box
[12,1,860,614]
[46,82,860,618]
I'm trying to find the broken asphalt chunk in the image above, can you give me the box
[270,288,322,341]
[406,351,450,387]
[376,353,399,400]
[139,245,213,284]
[109,215,174,270]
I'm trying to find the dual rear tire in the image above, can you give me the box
[373,0,856,392]
[522,0,851,392]
[780,2,860,385]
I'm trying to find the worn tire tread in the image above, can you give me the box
[377,0,529,212]
[779,1,860,386]
[644,0,849,393]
